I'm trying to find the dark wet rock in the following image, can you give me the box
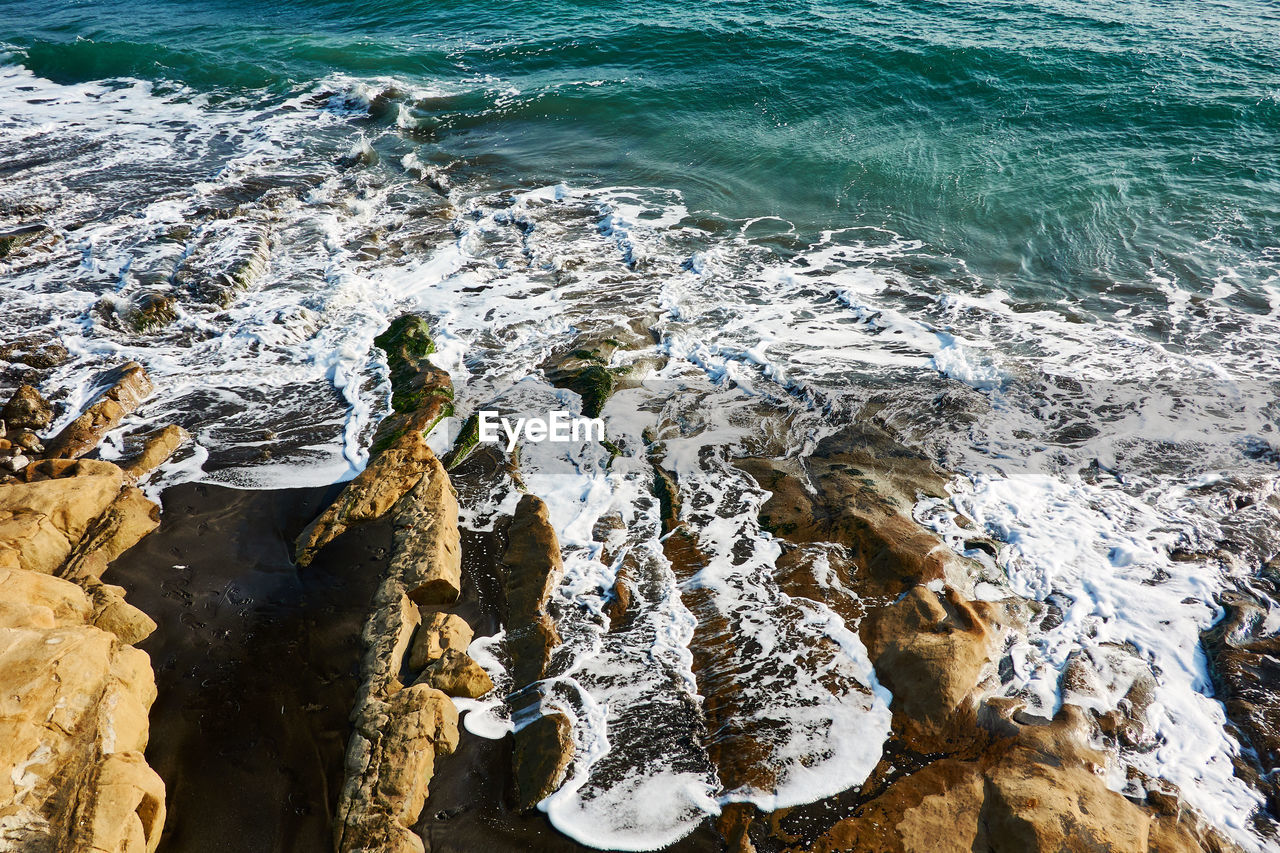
[127,290,179,332]
[45,362,155,460]
[0,223,57,260]
[603,567,633,627]
[501,494,565,689]
[543,338,624,419]
[2,384,54,432]
[512,711,574,812]
[1203,589,1280,819]
[174,220,272,307]
[715,803,758,853]
[414,648,494,699]
[0,335,69,375]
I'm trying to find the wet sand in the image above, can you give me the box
[111,482,724,853]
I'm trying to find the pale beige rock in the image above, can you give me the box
[0,468,124,574]
[407,611,473,671]
[89,582,158,645]
[0,566,93,628]
[61,486,161,579]
[73,751,166,853]
[414,648,494,699]
[356,586,421,704]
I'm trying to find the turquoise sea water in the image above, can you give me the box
[6,0,1279,311]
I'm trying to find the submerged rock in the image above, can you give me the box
[0,223,58,261]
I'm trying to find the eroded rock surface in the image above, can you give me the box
[0,450,165,852]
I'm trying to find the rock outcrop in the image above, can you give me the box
[0,380,166,853]
[407,611,473,671]
[330,436,465,853]
[500,494,575,811]
[414,648,495,699]
[305,315,479,853]
[804,704,1216,853]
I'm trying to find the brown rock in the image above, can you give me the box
[46,362,155,459]
[407,611,473,671]
[334,685,459,853]
[414,648,494,698]
[60,485,161,580]
[389,456,461,604]
[1,384,53,432]
[603,567,633,627]
[805,705,1216,853]
[121,424,189,481]
[294,429,438,567]
[861,585,999,744]
[502,494,564,688]
[512,711,575,811]
[736,423,969,596]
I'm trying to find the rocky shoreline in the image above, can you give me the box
[0,311,1273,853]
